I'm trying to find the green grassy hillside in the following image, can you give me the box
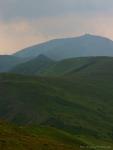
[11,56,113,78]
[39,56,113,77]
[1,120,112,150]
[1,57,113,148]
[40,57,94,76]
[11,55,55,75]
[0,120,87,150]
[0,72,113,146]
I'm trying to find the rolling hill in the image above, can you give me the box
[11,56,113,78]
[14,34,113,60]
[11,54,55,75]
[1,56,113,146]
[1,52,113,149]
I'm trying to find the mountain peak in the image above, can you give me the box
[83,33,92,36]
[37,54,48,59]
[82,33,96,38]
[82,33,111,41]
[84,33,94,37]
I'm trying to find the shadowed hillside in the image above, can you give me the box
[0,55,25,72]
[11,54,55,75]
[0,69,113,147]
[11,56,113,78]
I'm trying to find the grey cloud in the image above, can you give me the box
[0,0,113,21]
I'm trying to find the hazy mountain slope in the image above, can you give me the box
[0,72,113,144]
[13,39,65,59]
[11,54,55,75]
[14,34,113,60]
[0,55,25,72]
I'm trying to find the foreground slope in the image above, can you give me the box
[14,34,113,60]
[0,70,113,145]
[0,121,86,150]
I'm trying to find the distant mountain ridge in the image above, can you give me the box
[0,55,25,72]
[14,34,113,60]
[0,34,113,74]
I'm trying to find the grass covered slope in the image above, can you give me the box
[11,54,55,75]
[0,71,113,145]
[40,57,95,76]
[0,121,86,150]
[11,56,113,78]
[39,56,113,77]
[1,57,113,147]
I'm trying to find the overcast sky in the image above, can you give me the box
[0,0,113,54]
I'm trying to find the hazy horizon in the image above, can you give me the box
[9,33,113,55]
[1,0,113,54]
